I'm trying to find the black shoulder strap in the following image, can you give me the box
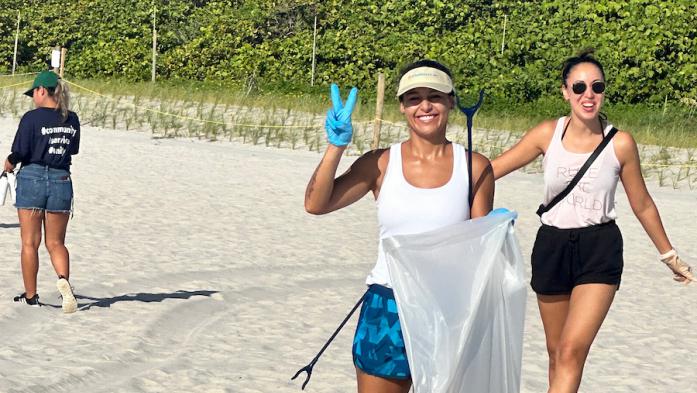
[536,126,618,217]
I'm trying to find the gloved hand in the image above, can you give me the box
[660,250,694,284]
[488,207,517,222]
[325,83,358,147]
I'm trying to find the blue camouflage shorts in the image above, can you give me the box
[352,284,410,379]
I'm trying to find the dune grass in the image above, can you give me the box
[1,76,696,188]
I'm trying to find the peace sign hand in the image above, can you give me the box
[325,83,359,147]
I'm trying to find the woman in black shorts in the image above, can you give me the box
[4,70,80,313]
[491,49,693,392]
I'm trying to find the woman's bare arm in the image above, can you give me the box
[470,152,495,218]
[304,147,384,215]
[491,119,556,179]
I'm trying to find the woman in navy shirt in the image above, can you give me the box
[3,70,80,313]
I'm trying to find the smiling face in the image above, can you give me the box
[561,62,605,121]
[400,87,454,140]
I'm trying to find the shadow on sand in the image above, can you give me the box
[40,290,218,311]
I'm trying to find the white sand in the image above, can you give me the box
[0,116,695,393]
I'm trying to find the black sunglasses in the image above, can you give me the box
[571,81,605,95]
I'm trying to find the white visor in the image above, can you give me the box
[397,66,454,97]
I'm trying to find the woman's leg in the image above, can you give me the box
[44,211,70,279]
[45,211,77,313]
[356,368,411,393]
[548,283,617,393]
[18,209,44,297]
[537,294,571,386]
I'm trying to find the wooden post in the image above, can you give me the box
[501,14,507,55]
[372,73,385,150]
[151,6,157,82]
[59,47,67,78]
[12,11,20,76]
[311,13,318,86]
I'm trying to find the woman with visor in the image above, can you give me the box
[304,59,494,392]
[491,49,694,393]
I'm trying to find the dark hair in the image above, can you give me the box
[399,59,453,80]
[561,48,605,86]
[397,59,454,101]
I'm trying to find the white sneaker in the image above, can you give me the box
[56,278,77,314]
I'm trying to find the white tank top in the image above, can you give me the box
[541,117,621,229]
[366,142,471,287]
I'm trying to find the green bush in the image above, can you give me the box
[1,0,695,104]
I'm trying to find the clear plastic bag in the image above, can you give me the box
[1,171,15,206]
[383,212,526,393]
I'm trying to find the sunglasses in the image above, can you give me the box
[571,81,605,95]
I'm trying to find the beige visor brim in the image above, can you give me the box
[397,66,453,96]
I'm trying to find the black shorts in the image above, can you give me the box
[531,220,623,295]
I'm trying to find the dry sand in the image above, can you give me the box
[0,116,695,393]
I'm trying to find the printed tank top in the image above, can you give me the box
[541,117,621,229]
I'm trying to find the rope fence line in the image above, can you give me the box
[0,72,40,78]
[641,163,697,169]
[3,78,697,170]
[0,79,33,89]
[63,79,322,130]
[375,118,407,128]
[4,78,393,132]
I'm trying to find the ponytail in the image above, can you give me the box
[47,80,70,122]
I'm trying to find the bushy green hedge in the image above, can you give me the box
[1,0,695,104]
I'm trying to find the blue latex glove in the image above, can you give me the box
[325,83,359,147]
[488,207,517,223]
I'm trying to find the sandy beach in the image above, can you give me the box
[1,116,695,393]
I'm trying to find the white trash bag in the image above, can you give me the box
[383,212,526,393]
[1,171,16,206]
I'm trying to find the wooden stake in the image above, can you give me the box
[59,47,67,78]
[311,14,318,86]
[372,73,385,150]
[152,6,157,82]
[12,11,20,76]
[501,15,507,55]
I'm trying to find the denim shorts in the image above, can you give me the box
[15,164,73,213]
[352,284,410,380]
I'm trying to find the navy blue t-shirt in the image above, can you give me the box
[9,107,80,171]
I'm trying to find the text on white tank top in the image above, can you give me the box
[541,117,621,229]
[366,142,471,287]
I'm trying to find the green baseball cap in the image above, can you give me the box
[24,70,60,97]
